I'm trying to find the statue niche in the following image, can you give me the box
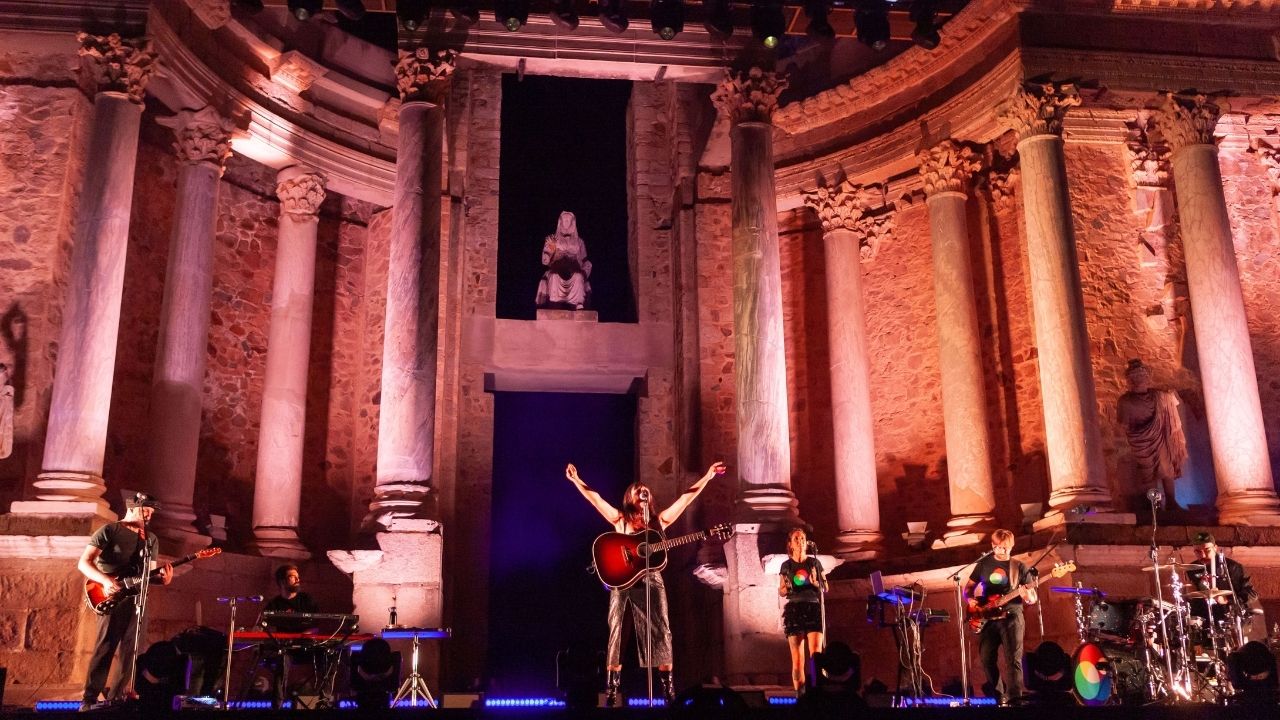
[535,210,592,311]
[1117,358,1188,509]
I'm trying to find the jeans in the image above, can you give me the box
[978,604,1024,700]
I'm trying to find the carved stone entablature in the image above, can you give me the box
[76,32,159,103]
[395,48,458,105]
[1111,0,1280,13]
[800,180,893,261]
[188,0,230,29]
[711,67,789,126]
[272,50,327,94]
[1126,115,1171,189]
[276,169,327,219]
[157,106,236,172]
[918,140,981,197]
[997,81,1081,142]
[1155,93,1223,154]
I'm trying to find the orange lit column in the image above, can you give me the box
[250,167,326,559]
[800,180,884,559]
[1156,94,1280,525]
[997,82,1113,519]
[13,34,157,521]
[919,140,997,545]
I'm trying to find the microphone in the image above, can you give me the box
[1146,488,1165,509]
[806,541,818,552]
[975,548,995,561]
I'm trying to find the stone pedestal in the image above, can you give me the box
[720,526,788,685]
[328,519,444,690]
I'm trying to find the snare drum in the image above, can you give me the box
[1087,600,1141,645]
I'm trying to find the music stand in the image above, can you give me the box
[383,627,451,708]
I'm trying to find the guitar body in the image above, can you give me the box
[966,598,1011,633]
[966,561,1074,634]
[592,529,669,590]
[84,547,222,615]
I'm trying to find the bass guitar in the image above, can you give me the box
[966,561,1075,633]
[85,547,222,615]
[593,524,734,590]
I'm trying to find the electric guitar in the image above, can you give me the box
[84,547,222,615]
[592,524,734,590]
[966,561,1075,633]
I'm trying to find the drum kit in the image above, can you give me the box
[1052,557,1263,705]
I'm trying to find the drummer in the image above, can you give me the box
[1185,531,1257,622]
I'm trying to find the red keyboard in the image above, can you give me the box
[233,631,375,646]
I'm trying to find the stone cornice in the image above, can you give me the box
[918,140,982,197]
[711,68,788,126]
[76,32,158,103]
[156,105,236,172]
[1021,47,1280,103]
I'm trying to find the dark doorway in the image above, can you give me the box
[487,391,637,694]
[497,74,636,323]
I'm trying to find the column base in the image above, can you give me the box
[833,529,883,560]
[152,504,212,555]
[248,526,311,560]
[363,482,434,530]
[734,486,800,523]
[12,471,115,521]
[1218,490,1280,526]
[1046,486,1114,515]
[931,513,996,549]
[1033,510,1136,532]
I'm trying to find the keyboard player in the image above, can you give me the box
[259,564,322,707]
[263,564,320,630]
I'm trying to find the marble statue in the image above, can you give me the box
[536,211,592,310]
[0,363,12,459]
[1116,359,1187,502]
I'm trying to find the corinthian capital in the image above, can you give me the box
[918,140,981,197]
[276,168,327,219]
[395,48,458,104]
[157,106,236,172]
[1126,116,1171,189]
[76,32,159,103]
[997,81,1081,141]
[1155,93,1222,154]
[710,67,788,125]
[801,180,893,261]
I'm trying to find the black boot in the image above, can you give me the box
[659,670,675,703]
[605,669,621,707]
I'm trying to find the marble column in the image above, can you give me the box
[12,33,157,521]
[710,67,799,522]
[250,167,326,558]
[919,140,997,545]
[1156,94,1280,525]
[997,82,1113,519]
[800,180,885,559]
[139,107,235,549]
[366,49,456,528]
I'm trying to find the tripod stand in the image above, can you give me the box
[385,627,451,708]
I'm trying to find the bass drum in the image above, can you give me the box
[1072,641,1147,705]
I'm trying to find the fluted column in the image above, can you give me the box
[13,33,157,521]
[711,68,798,522]
[365,49,456,528]
[997,82,1113,517]
[800,180,886,558]
[1156,94,1280,525]
[919,140,997,545]
[140,107,234,548]
[249,167,326,558]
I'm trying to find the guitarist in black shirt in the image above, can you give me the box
[77,493,173,710]
[964,529,1030,705]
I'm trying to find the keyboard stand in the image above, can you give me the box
[392,631,436,708]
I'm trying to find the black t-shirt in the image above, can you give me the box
[780,557,825,604]
[969,556,1028,605]
[88,522,159,579]
[264,592,320,632]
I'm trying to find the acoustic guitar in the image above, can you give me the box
[592,524,734,590]
[84,547,222,615]
[966,561,1076,633]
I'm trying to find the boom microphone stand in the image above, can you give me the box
[809,541,828,652]
[642,491,655,706]
[122,509,154,702]
[947,548,993,706]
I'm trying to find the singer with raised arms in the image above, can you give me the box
[564,460,727,705]
[778,526,827,694]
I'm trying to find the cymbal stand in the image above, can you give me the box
[1071,582,1088,643]
[1166,567,1194,699]
[1147,492,1179,701]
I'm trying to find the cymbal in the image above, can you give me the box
[1141,562,1205,572]
[1050,586,1105,597]
[1185,589,1233,600]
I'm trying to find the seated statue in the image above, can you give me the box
[1117,358,1187,508]
[536,211,592,310]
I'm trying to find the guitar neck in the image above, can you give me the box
[652,531,706,552]
[991,571,1056,609]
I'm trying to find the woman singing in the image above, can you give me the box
[779,526,827,694]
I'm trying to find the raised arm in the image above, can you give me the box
[565,463,622,525]
[657,461,727,529]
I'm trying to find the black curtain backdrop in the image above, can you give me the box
[487,391,637,694]
[497,74,636,323]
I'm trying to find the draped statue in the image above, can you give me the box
[0,363,12,459]
[536,211,592,310]
[1117,359,1187,503]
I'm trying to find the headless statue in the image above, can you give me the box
[536,211,592,310]
[1116,359,1187,506]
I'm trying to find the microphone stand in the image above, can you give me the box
[218,595,264,709]
[947,549,992,706]
[122,513,153,703]
[642,498,655,706]
[811,543,828,653]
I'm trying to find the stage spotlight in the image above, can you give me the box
[551,0,579,29]
[335,0,365,20]
[135,641,186,711]
[1025,641,1073,702]
[703,0,733,37]
[397,0,428,30]
[599,0,629,33]
[804,0,835,39]
[450,0,480,24]
[287,0,322,21]
[496,0,530,31]
[909,0,940,49]
[1229,641,1279,704]
[650,0,684,40]
[854,0,890,50]
[351,639,400,710]
[751,0,785,49]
